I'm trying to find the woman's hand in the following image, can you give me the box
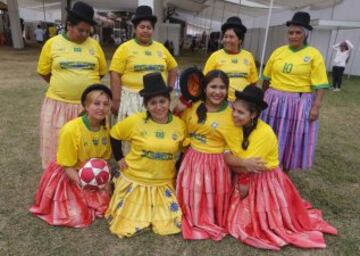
[118,158,128,170]
[309,104,320,121]
[111,99,120,116]
[101,182,112,195]
[242,158,266,173]
[64,167,81,186]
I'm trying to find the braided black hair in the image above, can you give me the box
[241,101,261,150]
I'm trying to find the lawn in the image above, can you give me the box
[0,45,359,256]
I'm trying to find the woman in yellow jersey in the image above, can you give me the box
[106,73,185,238]
[225,85,337,250]
[261,12,329,172]
[203,16,258,102]
[176,70,263,241]
[110,6,178,123]
[30,84,112,228]
[37,1,107,169]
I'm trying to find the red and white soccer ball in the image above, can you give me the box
[78,158,110,189]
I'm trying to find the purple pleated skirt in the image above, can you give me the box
[260,88,318,170]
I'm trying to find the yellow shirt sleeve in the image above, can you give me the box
[263,51,275,80]
[37,38,53,75]
[56,122,78,167]
[96,42,107,76]
[310,50,329,89]
[203,52,217,75]
[248,54,259,84]
[110,113,141,140]
[109,43,127,74]
[162,44,178,70]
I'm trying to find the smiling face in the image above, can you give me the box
[85,92,111,123]
[288,25,306,49]
[135,20,154,44]
[231,100,257,127]
[204,77,228,108]
[223,28,241,52]
[67,21,91,44]
[145,95,170,123]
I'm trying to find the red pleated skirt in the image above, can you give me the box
[176,148,232,241]
[29,162,110,228]
[227,168,337,250]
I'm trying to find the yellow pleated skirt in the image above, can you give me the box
[106,173,182,238]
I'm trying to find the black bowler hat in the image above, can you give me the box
[81,84,112,107]
[132,5,157,25]
[139,73,170,98]
[235,85,268,110]
[179,67,204,102]
[66,1,96,26]
[221,16,247,34]
[286,11,313,31]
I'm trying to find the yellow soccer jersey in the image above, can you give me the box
[263,45,329,92]
[37,34,107,103]
[230,120,279,169]
[181,101,238,154]
[56,116,111,169]
[110,112,186,184]
[109,39,178,91]
[203,49,258,101]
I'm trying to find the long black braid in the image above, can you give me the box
[241,102,261,150]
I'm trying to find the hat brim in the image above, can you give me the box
[132,15,157,25]
[286,21,313,31]
[179,67,204,102]
[139,87,171,98]
[66,9,97,26]
[221,22,247,34]
[81,84,112,107]
[234,91,268,110]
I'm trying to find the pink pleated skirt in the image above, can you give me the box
[29,162,110,228]
[227,168,337,250]
[40,97,83,169]
[176,147,232,241]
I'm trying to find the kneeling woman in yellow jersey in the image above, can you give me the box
[226,86,337,250]
[106,73,186,237]
[176,70,263,241]
[30,84,112,228]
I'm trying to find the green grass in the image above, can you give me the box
[0,45,359,255]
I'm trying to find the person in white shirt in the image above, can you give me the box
[34,25,44,44]
[332,40,354,91]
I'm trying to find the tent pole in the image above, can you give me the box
[218,0,226,50]
[258,0,274,79]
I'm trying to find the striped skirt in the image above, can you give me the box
[40,97,83,169]
[29,162,110,228]
[176,148,232,241]
[106,173,181,238]
[261,88,318,170]
[227,168,337,250]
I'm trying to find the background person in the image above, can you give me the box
[332,40,354,91]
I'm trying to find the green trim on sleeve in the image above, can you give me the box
[312,83,330,89]
[261,74,270,80]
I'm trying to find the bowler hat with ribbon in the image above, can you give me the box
[286,11,313,31]
[132,5,157,25]
[139,73,170,98]
[66,1,96,26]
[235,85,268,110]
[81,84,112,107]
[221,16,247,34]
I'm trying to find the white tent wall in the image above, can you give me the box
[19,8,60,22]
[158,22,181,55]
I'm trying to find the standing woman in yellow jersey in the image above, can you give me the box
[110,6,178,123]
[261,12,329,172]
[203,17,258,102]
[225,86,337,250]
[37,1,107,169]
[176,70,263,241]
[106,73,185,238]
[30,85,112,228]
